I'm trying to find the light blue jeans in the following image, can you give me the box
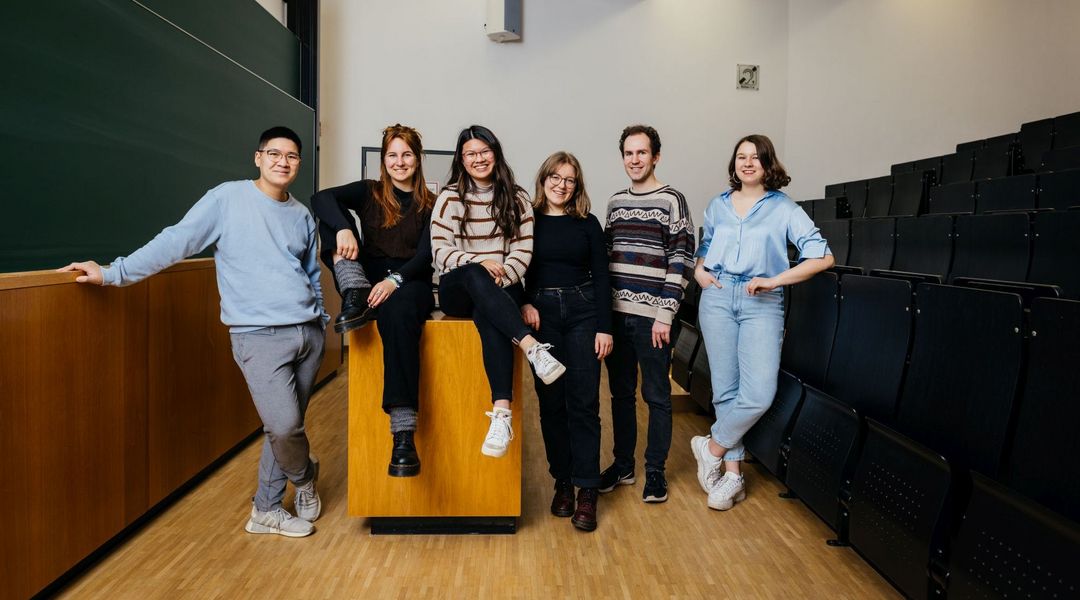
[698,274,785,461]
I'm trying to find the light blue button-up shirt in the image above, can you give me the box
[695,189,830,278]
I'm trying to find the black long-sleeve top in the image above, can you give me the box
[311,180,433,282]
[525,212,612,334]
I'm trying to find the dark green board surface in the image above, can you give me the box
[0,0,313,273]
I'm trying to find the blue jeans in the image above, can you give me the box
[531,284,602,488]
[698,275,785,461]
[605,313,678,473]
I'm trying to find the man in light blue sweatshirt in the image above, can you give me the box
[59,126,329,538]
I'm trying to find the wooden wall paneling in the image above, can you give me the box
[315,264,341,384]
[146,265,259,505]
[348,316,524,517]
[0,280,149,600]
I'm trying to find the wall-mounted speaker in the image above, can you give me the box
[486,0,521,42]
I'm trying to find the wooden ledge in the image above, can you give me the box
[0,258,216,291]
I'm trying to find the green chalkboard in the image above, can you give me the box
[0,0,314,273]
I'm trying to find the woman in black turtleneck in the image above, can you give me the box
[311,124,435,478]
[520,151,612,532]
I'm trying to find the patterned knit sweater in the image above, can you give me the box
[605,184,696,325]
[430,185,534,286]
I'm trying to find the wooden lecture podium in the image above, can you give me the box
[348,313,525,534]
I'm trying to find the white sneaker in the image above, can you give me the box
[294,455,321,521]
[707,472,746,511]
[690,435,723,494]
[526,343,566,385]
[244,505,315,538]
[482,408,514,457]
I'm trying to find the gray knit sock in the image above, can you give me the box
[333,258,370,290]
[389,407,417,433]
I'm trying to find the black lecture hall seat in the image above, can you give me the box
[822,275,913,425]
[846,420,951,600]
[913,156,943,183]
[847,217,895,274]
[824,182,846,199]
[890,160,916,175]
[783,386,860,531]
[1018,118,1054,172]
[895,284,1023,476]
[779,271,839,389]
[888,170,930,217]
[1038,145,1080,172]
[670,321,700,394]
[975,173,1037,214]
[949,212,1030,284]
[945,472,1080,599]
[983,132,1018,147]
[938,150,975,184]
[889,215,954,281]
[927,181,975,215]
[865,175,893,217]
[1036,169,1080,210]
[971,142,1014,180]
[743,370,804,481]
[1052,110,1080,149]
[688,339,712,414]
[843,179,868,219]
[817,219,850,265]
[955,140,982,153]
[1029,210,1080,299]
[1003,297,1080,521]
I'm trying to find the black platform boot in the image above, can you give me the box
[388,430,420,477]
[334,287,377,334]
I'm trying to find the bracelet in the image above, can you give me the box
[386,271,403,288]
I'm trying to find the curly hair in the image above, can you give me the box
[619,124,661,155]
[727,134,791,191]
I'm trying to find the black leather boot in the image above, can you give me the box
[388,430,420,477]
[334,287,377,333]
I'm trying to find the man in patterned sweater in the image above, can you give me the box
[600,124,696,504]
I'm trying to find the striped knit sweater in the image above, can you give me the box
[605,184,696,325]
[430,185,534,286]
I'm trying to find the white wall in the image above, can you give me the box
[318,0,790,221]
[784,0,1080,200]
[254,0,286,25]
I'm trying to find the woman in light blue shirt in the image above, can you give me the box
[689,134,834,512]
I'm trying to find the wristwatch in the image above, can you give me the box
[386,271,404,288]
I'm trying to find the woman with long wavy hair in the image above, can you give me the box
[430,125,566,459]
[311,124,436,477]
[519,151,612,531]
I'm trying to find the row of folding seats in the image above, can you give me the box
[812,210,1080,298]
[1014,111,1080,171]
[740,274,1080,599]
[928,169,1080,214]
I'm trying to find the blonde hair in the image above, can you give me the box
[532,151,591,219]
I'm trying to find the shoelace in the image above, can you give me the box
[297,484,316,507]
[646,472,666,488]
[484,411,514,443]
[529,343,558,372]
[713,474,742,497]
[705,463,725,489]
[265,508,292,525]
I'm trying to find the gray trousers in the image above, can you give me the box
[230,321,325,512]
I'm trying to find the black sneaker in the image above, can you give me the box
[642,470,668,503]
[598,464,635,493]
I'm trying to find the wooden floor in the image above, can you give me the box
[58,364,898,599]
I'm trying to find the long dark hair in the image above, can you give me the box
[446,125,526,240]
[375,124,434,228]
[727,134,791,191]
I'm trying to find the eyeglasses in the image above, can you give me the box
[547,174,577,188]
[463,149,494,163]
[259,148,301,165]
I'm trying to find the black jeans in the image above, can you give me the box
[605,313,679,473]
[438,263,532,402]
[531,284,602,488]
[375,279,435,412]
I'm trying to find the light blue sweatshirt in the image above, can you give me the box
[101,180,328,332]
